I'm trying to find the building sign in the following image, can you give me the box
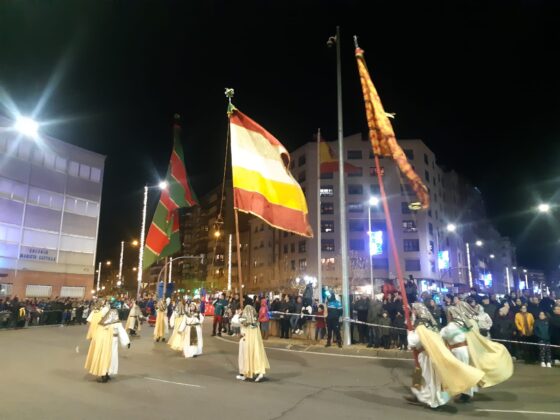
[369,230,384,256]
[19,247,56,263]
[437,250,449,270]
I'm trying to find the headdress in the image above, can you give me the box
[412,302,439,331]
[175,301,186,316]
[157,299,166,311]
[446,305,469,328]
[100,308,120,326]
[240,304,258,328]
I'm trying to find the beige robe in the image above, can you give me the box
[238,325,270,378]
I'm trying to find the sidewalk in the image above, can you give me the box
[217,333,413,360]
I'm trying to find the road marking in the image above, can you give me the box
[476,409,560,416]
[144,377,203,388]
[214,336,412,362]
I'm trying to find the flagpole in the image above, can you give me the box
[162,256,168,298]
[137,185,148,300]
[331,26,351,346]
[227,233,233,291]
[316,128,322,302]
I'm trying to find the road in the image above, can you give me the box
[1,322,559,420]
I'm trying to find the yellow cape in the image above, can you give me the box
[167,315,185,351]
[154,311,166,339]
[416,325,485,396]
[464,320,514,387]
[84,325,113,377]
[86,310,103,340]
[240,327,270,378]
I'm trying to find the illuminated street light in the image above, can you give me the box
[132,267,137,272]
[446,223,457,233]
[214,230,221,238]
[101,286,105,290]
[117,281,122,286]
[523,269,527,273]
[91,290,96,294]
[538,203,551,213]
[106,260,112,266]
[512,266,517,270]
[14,116,39,139]
[369,196,380,206]
[475,240,483,247]
[158,181,168,190]
[131,240,139,247]
[489,254,495,259]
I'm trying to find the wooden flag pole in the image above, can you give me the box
[234,209,244,308]
[316,129,322,302]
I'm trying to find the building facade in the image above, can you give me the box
[0,116,105,298]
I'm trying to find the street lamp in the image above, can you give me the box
[446,223,457,233]
[158,181,168,190]
[367,196,380,298]
[106,260,112,266]
[489,254,495,259]
[131,240,139,247]
[538,203,551,213]
[14,116,39,139]
[475,240,483,247]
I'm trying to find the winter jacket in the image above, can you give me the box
[377,316,392,337]
[326,299,342,320]
[367,300,383,324]
[549,313,560,345]
[534,319,550,342]
[492,315,515,339]
[515,312,534,336]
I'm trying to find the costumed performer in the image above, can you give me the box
[153,299,168,343]
[406,303,484,409]
[86,300,109,340]
[180,302,203,358]
[236,304,270,382]
[125,301,144,336]
[84,308,131,383]
[168,301,186,352]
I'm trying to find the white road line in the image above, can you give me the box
[144,377,203,388]
[476,409,560,416]
[215,336,412,362]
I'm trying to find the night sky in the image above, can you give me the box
[1,1,560,272]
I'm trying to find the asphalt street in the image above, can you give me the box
[1,322,559,420]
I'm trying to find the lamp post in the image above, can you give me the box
[367,196,380,298]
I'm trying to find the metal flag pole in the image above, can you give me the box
[118,241,124,285]
[316,128,323,302]
[136,185,148,300]
[96,261,101,292]
[329,26,351,346]
[227,233,233,291]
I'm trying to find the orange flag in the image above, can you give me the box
[355,47,430,209]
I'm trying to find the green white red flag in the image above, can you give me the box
[143,119,197,269]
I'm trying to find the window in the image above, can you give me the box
[403,239,420,252]
[430,260,436,273]
[320,172,333,179]
[0,223,20,243]
[17,142,32,161]
[25,285,52,298]
[428,223,433,236]
[435,210,439,221]
[283,245,288,254]
[348,167,363,177]
[348,184,363,195]
[370,184,380,196]
[402,220,417,233]
[347,150,362,160]
[321,239,335,252]
[0,283,13,296]
[405,259,421,271]
[400,183,414,197]
[428,209,432,217]
[424,170,430,182]
[348,203,363,213]
[79,164,91,180]
[349,220,365,232]
[321,220,334,233]
[55,156,67,173]
[372,258,389,269]
[290,243,295,253]
[320,186,334,197]
[298,240,306,253]
[259,241,264,248]
[60,286,85,298]
[321,202,334,214]
[349,239,364,251]
[401,202,411,214]
[291,260,296,271]
[68,161,79,177]
[298,154,306,167]
[32,149,43,166]
[404,149,414,160]
[369,167,385,176]
[0,177,27,202]
[90,167,101,182]
[429,241,434,253]
[260,224,264,231]
[44,151,55,170]
[299,259,307,270]
[424,153,429,165]
[28,187,64,210]
[283,231,288,238]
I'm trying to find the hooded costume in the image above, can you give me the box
[84,309,130,382]
[154,299,168,342]
[86,301,109,341]
[168,302,186,351]
[408,303,484,408]
[455,301,513,387]
[238,305,270,380]
[179,302,203,358]
[125,302,143,335]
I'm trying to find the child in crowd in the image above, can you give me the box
[314,304,326,341]
[378,310,392,349]
[230,308,242,337]
[535,311,552,368]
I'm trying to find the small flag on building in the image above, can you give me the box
[355,47,430,209]
[229,107,313,238]
[143,117,198,269]
[318,137,361,174]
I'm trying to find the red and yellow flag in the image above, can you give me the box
[229,108,313,237]
[355,47,430,209]
[319,138,361,174]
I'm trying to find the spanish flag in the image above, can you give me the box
[318,138,361,174]
[229,107,313,238]
[355,47,430,209]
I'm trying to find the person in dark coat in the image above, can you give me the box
[491,306,516,357]
[279,295,292,339]
[549,305,560,364]
[366,294,384,348]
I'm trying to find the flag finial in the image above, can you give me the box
[225,88,236,116]
[353,35,359,49]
